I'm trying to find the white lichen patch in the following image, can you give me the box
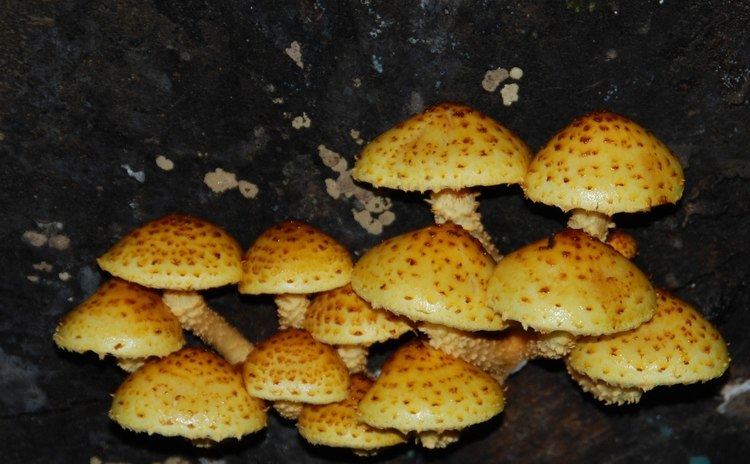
[717,378,750,414]
[204,168,239,193]
[291,112,311,129]
[155,155,174,171]
[121,164,145,183]
[350,129,364,145]
[58,271,71,282]
[22,231,47,247]
[272,97,284,104]
[32,261,53,272]
[509,66,524,80]
[238,180,259,199]
[501,83,520,106]
[482,66,524,106]
[49,234,71,250]
[285,41,304,69]
[482,67,510,92]
[352,77,362,88]
[27,275,40,283]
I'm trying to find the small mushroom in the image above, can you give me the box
[239,220,353,330]
[98,213,253,364]
[353,102,532,260]
[524,110,684,242]
[486,229,657,358]
[54,278,184,371]
[241,329,350,421]
[566,290,730,405]
[110,347,267,446]
[298,374,406,455]
[357,341,505,448]
[303,284,412,373]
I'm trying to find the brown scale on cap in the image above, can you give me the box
[352,223,505,331]
[110,348,267,443]
[567,290,730,405]
[298,374,406,453]
[358,341,504,449]
[605,229,638,259]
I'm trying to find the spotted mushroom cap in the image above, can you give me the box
[304,284,412,346]
[298,374,406,450]
[358,341,504,432]
[54,278,184,359]
[524,110,684,215]
[110,348,267,442]
[606,229,638,259]
[239,220,353,295]
[352,223,504,331]
[98,214,243,291]
[242,329,350,404]
[486,229,656,336]
[568,290,730,388]
[352,102,532,193]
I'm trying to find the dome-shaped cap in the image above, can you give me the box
[352,223,505,331]
[358,341,504,432]
[487,229,656,335]
[54,278,184,358]
[242,329,350,404]
[568,291,730,388]
[110,348,267,441]
[98,214,243,290]
[352,102,532,193]
[304,284,412,345]
[524,111,684,215]
[239,221,353,295]
[298,374,406,450]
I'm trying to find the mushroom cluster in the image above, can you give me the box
[54,103,730,454]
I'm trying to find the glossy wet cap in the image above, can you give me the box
[606,229,638,259]
[239,220,353,294]
[568,290,730,388]
[304,284,412,345]
[298,374,406,450]
[358,341,504,432]
[352,223,505,331]
[98,214,243,290]
[487,229,656,335]
[110,348,267,441]
[54,278,184,358]
[524,110,684,215]
[352,102,532,192]
[242,329,350,403]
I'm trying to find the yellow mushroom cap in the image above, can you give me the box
[304,284,412,345]
[568,290,730,388]
[352,102,532,193]
[524,110,684,215]
[487,229,656,335]
[54,278,184,358]
[298,374,406,450]
[242,329,350,403]
[606,229,638,259]
[358,341,504,432]
[351,223,505,331]
[239,220,353,295]
[110,348,267,441]
[98,214,243,290]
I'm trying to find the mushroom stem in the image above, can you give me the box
[527,331,576,359]
[336,344,369,374]
[420,323,529,382]
[275,293,310,330]
[116,357,146,372]
[567,209,614,242]
[427,189,502,261]
[416,430,461,449]
[274,400,304,420]
[566,363,644,405]
[161,291,254,365]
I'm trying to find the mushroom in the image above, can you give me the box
[352,102,532,261]
[524,110,684,242]
[605,229,638,259]
[97,213,254,364]
[110,347,267,446]
[241,328,350,421]
[566,290,730,405]
[351,222,528,381]
[53,278,184,371]
[303,284,412,373]
[357,341,505,448]
[486,229,657,358]
[298,374,406,455]
[239,220,353,330]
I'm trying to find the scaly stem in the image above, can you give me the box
[526,331,576,359]
[566,362,644,405]
[417,430,461,449]
[336,344,369,374]
[567,209,614,242]
[116,357,145,372]
[275,293,310,329]
[162,291,254,365]
[274,400,303,420]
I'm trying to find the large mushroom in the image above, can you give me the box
[566,290,730,405]
[352,101,532,261]
[110,347,267,446]
[54,278,184,371]
[486,229,657,358]
[357,341,505,448]
[524,110,684,242]
[97,213,254,364]
[239,220,353,330]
